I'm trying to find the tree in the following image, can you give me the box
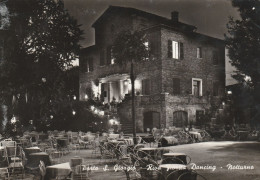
[226,0,260,127]
[226,0,260,102]
[112,30,149,144]
[0,0,83,131]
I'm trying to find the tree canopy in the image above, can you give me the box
[0,0,83,132]
[226,0,260,102]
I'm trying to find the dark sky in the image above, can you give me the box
[63,0,240,48]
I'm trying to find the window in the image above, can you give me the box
[172,78,180,94]
[106,46,115,65]
[168,40,184,60]
[213,82,219,96]
[212,51,219,65]
[197,47,202,58]
[144,41,149,60]
[84,57,93,72]
[142,79,151,95]
[100,49,105,66]
[192,78,202,97]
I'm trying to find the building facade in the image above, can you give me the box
[79,6,225,132]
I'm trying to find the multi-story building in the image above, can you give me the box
[79,6,225,132]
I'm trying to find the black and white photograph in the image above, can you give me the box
[0,0,260,179]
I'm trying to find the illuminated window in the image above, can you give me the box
[168,40,183,59]
[197,47,202,58]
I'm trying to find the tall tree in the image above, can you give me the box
[0,0,83,131]
[112,30,149,144]
[226,0,260,102]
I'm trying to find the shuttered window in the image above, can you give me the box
[106,46,115,65]
[197,47,202,58]
[173,78,181,94]
[88,58,94,72]
[213,51,219,65]
[168,40,183,60]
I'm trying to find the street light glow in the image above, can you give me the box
[72,110,76,115]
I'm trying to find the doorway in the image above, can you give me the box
[143,111,160,132]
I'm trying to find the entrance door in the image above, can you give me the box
[143,111,160,132]
[173,111,188,127]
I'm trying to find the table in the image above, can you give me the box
[56,139,68,148]
[70,157,83,168]
[159,164,192,180]
[24,147,41,157]
[161,136,178,147]
[26,152,51,169]
[109,134,120,139]
[189,131,202,141]
[45,162,72,180]
[38,134,49,141]
[162,153,189,165]
[237,131,249,140]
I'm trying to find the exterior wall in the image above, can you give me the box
[79,27,162,102]
[79,8,226,132]
[160,27,225,97]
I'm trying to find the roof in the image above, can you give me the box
[92,5,197,32]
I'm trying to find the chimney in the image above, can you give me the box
[171,11,179,22]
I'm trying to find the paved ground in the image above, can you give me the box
[15,141,260,180]
[58,141,260,180]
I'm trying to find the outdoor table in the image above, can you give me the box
[161,136,178,147]
[26,152,51,169]
[45,162,72,180]
[189,131,202,141]
[70,157,83,168]
[24,146,41,157]
[56,138,68,148]
[109,134,120,139]
[38,134,49,141]
[237,131,249,140]
[162,153,189,165]
[159,164,193,180]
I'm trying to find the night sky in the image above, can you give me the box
[63,0,240,48]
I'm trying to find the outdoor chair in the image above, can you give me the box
[99,144,115,163]
[0,167,9,179]
[73,165,89,180]
[39,160,46,180]
[90,140,100,158]
[49,151,62,164]
[133,154,161,180]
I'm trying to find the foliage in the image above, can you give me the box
[226,0,260,101]
[112,30,149,66]
[112,30,149,143]
[0,0,83,131]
